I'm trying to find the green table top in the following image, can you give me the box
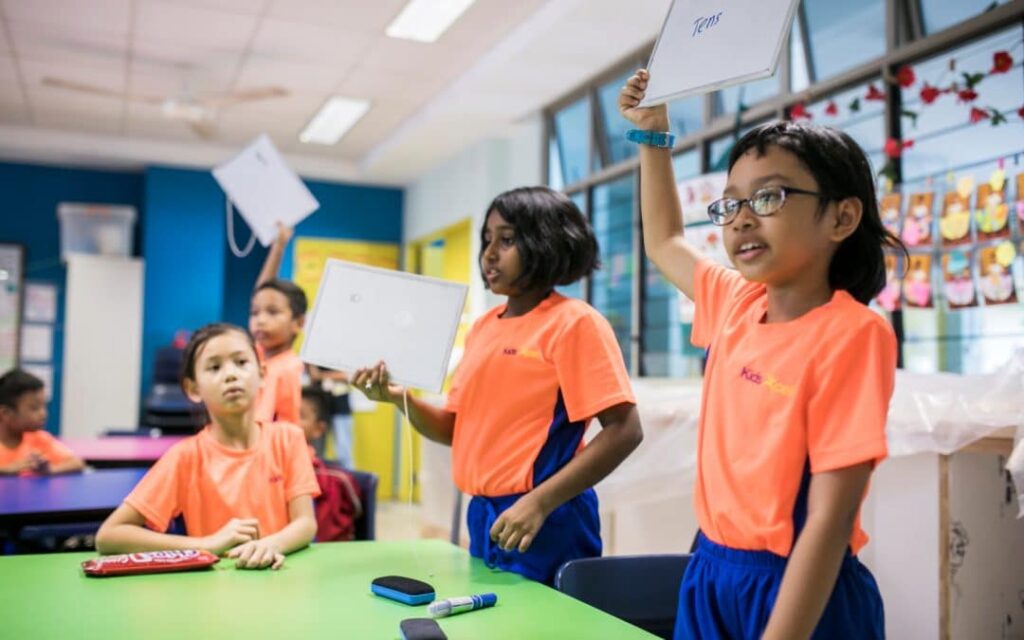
[0,539,656,640]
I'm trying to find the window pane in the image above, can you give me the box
[921,0,1012,36]
[553,96,590,185]
[547,135,564,190]
[789,15,810,92]
[643,149,704,377]
[715,75,779,116]
[806,79,885,175]
[557,191,588,300]
[592,174,635,366]
[898,26,1024,375]
[707,120,771,172]
[597,71,637,166]
[901,27,1023,183]
[668,95,704,136]
[802,0,885,80]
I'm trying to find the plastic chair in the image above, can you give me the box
[324,465,378,541]
[554,554,691,639]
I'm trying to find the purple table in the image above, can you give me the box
[64,436,184,468]
[0,468,147,528]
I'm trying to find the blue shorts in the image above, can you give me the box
[674,533,885,639]
[467,489,601,585]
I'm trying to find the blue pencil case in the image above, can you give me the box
[371,576,436,606]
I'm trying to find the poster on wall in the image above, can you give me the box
[0,244,24,374]
[903,253,933,308]
[677,171,728,225]
[942,249,977,309]
[875,252,901,312]
[880,193,902,237]
[1016,173,1024,227]
[974,182,1010,242]
[977,242,1018,305]
[902,192,934,247]
[940,192,972,247]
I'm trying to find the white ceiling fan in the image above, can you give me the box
[41,76,288,139]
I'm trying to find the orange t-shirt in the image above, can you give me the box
[446,293,636,496]
[254,348,303,425]
[0,430,75,475]
[124,421,320,537]
[692,260,895,557]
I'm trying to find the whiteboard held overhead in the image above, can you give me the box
[212,134,320,247]
[638,0,800,107]
[300,259,468,394]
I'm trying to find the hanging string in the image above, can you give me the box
[225,197,256,258]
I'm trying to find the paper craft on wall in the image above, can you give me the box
[640,0,800,106]
[942,249,977,309]
[903,254,933,308]
[977,242,1017,305]
[677,172,728,225]
[902,192,934,247]
[940,192,971,246]
[875,253,901,312]
[974,182,1010,242]
[1016,173,1024,227]
[880,193,901,237]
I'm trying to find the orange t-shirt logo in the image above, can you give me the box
[740,366,796,397]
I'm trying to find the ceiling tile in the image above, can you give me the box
[168,0,270,14]
[236,57,345,94]
[0,20,10,54]
[3,0,132,35]
[250,18,374,65]
[265,0,403,31]
[135,0,258,50]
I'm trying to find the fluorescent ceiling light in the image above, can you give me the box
[386,0,476,43]
[299,97,371,145]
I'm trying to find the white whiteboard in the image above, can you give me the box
[61,255,143,438]
[640,0,800,106]
[212,134,319,247]
[301,260,468,393]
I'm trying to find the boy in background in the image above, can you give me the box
[251,224,306,425]
[0,369,84,475]
[300,386,363,542]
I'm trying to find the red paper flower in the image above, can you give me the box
[991,51,1013,74]
[824,101,838,116]
[883,138,913,159]
[865,84,886,101]
[969,107,990,123]
[1019,105,1024,119]
[958,88,978,103]
[896,66,916,88]
[919,83,941,105]
[789,102,811,120]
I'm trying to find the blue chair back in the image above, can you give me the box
[554,554,691,639]
[342,468,378,541]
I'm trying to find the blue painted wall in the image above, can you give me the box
[0,161,402,434]
[0,161,144,433]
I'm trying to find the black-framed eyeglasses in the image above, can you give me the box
[706,186,828,226]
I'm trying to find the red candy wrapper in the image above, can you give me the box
[82,549,218,577]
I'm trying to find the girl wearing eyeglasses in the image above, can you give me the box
[620,69,905,640]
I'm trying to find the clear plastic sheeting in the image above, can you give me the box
[886,349,1024,457]
[593,379,702,508]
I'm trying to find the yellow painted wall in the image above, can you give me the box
[400,219,473,502]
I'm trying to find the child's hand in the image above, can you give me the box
[618,69,670,131]
[202,518,261,555]
[1,457,36,474]
[489,493,549,553]
[351,362,403,404]
[226,539,285,570]
[27,451,50,474]
[274,222,294,247]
